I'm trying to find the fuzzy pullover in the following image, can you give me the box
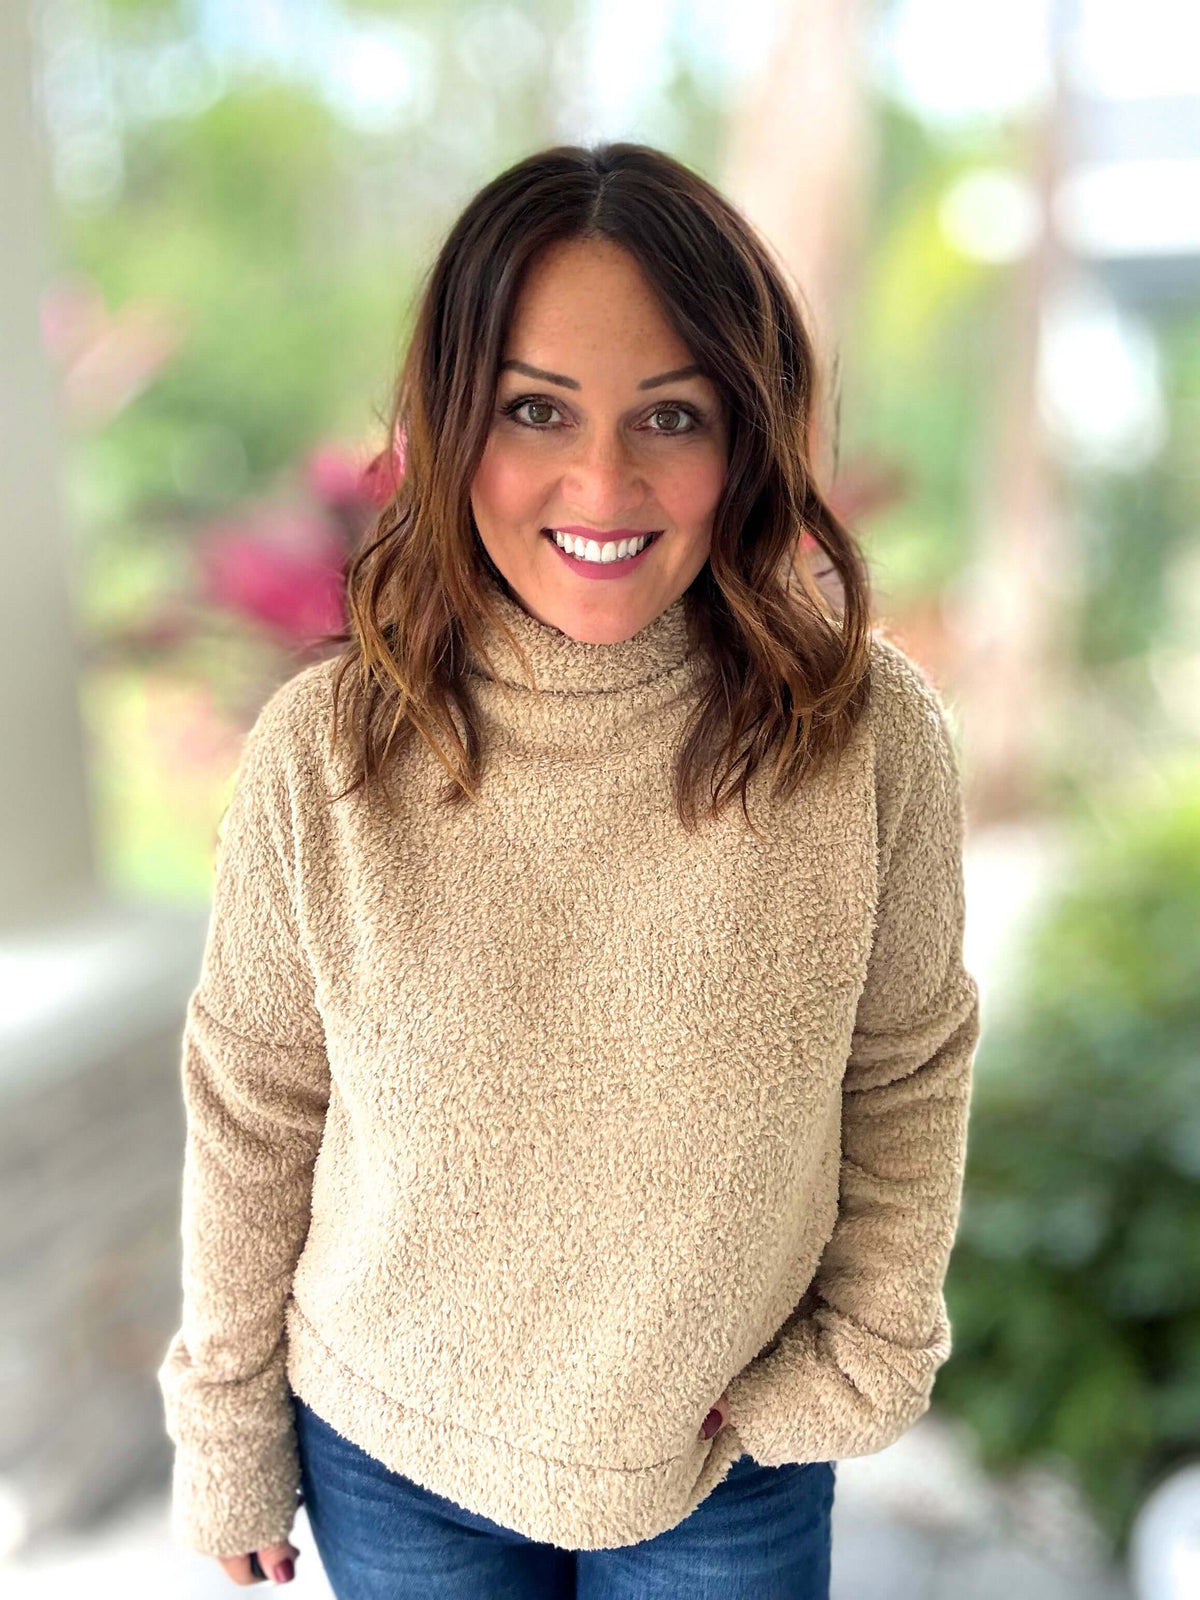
[158,573,981,1557]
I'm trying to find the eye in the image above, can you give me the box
[645,404,701,434]
[499,396,563,428]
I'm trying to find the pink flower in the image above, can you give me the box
[40,272,184,427]
[359,428,405,508]
[198,510,347,642]
[305,427,406,513]
[305,444,369,507]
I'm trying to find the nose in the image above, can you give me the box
[561,425,649,522]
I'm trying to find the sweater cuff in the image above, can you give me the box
[158,1333,301,1558]
[724,1299,948,1467]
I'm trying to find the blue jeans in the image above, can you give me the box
[294,1395,835,1598]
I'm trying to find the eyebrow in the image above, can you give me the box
[498,360,704,391]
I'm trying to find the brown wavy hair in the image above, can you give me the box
[322,140,875,834]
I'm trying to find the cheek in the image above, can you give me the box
[657,449,726,525]
[471,440,545,524]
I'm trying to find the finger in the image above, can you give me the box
[216,1554,257,1585]
[258,1540,300,1584]
[216,1540,298,1587]
[700,1407,723,1439]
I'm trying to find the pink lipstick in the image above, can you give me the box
[541,528,662,580]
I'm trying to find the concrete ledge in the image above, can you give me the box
[0,901,207,1553]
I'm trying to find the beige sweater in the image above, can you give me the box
[158,576,981,1557]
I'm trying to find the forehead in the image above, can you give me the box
[504,238,698,367]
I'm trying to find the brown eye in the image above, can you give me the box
[501,397,561,427]
[648,405,698,434]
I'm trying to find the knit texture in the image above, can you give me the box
[158,573,981,1557]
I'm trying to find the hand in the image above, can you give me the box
[216,1540,299,1586]
[699,1388,731,1440]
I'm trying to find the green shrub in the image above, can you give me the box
[938,760,1200,1558]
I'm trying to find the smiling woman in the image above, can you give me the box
[157,141,980,1600]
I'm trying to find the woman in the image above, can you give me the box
[158,141,981,1598]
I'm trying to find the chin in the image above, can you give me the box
[549,601,656,646]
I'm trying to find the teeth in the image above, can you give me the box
[552,531,654,563]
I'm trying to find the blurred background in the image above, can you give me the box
[2,0,1199,1595]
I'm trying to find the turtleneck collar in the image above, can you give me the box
[462,570,702,760]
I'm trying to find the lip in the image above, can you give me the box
[542,527,662,580]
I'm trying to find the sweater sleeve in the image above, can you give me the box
[157,676,331,1557]
[724,643,981,1466]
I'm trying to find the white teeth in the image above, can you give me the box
[552,531,654,563]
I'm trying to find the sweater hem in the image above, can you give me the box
[283,1298,745,1551]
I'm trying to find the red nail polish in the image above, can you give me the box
[701,1408,721,1439]
[273,1558,295,1583]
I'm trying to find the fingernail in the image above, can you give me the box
[701,1408,721,1439]
[273,1558,294,1583]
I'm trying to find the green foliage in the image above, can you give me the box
[837,102,1003,602]
[1074,304,1200,667]
[65,81,404,520]
[939,763,1200,1557]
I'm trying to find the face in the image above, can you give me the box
[470,236,728,644]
